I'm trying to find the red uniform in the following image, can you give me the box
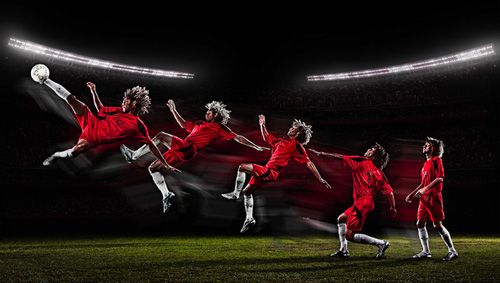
[342,155,393,232]
[75,106,153,148]
[162,120,237,165]
[417,156,445,222]
[248,133,310,186]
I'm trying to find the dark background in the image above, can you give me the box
[1,3,499,235]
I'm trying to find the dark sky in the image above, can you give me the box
[1,3,499,87]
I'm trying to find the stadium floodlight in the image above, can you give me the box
[8,37,194,79]
[307,44,495,81]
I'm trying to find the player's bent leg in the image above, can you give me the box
[148,161,175,213]
[222,164,252,200]
[351,232,388,259]
[155,132,174,149]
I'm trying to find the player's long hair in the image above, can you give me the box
[371,143,389,170]
[293,119,313,145]
[124,86,151,115]
[205,101,231,125]
[426,137,444,158]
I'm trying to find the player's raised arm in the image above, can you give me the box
[309,148,344,159]
[166,99,186,129]
[258,114,269,141]
[86,82,104,111]
[306,161,332,189]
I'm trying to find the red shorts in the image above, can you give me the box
[162,136,197,165]
[248,164,279,186]
[417,193,445,222]
[343,197,375,233]
[74,106,99,147]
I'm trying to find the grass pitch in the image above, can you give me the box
[1,235,499,282]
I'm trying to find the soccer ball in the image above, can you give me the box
[31,64,50,84]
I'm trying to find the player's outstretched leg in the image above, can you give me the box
[352,233,389,260]
[43,139,89,166]
[222,164,250,200]
[149,161,175,213]
[120,132,173,163]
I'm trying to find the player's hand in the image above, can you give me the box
[309,148,322,156]
[258,114,266,126]
[389,207,397,218]
[166,99,176,111]
[415,188,426,199]
[404,194,413,203]
[320,178,332,189]
[86,82,96,92]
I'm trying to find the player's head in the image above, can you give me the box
[205,101,231,125]
[424,137,444,157]
[288,119,313,145]
[364,143,389,170]
[123,86,151,115]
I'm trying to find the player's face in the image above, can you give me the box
[205,110,217,122]
[364,147,376,158]
[122,98,135,113]
[287,125,299,138]
[422,142,432,154]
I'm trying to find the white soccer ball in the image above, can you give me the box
[31,64,50,84]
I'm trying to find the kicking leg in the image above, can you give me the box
[221,163,252,200]
[44,79,86,116]
[148,160,175,213]
[43,139,89,166]
[351,232,389,259]
[121,132,174,162]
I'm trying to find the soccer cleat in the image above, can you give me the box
[442,251,458,261]
[42,155,56,166]
[162,192,175,213]
[412,251,432,259]
[330,250,350,258]
[221,192,240,200]
[119,144,135,163]
[240,218,256,233]
[375,240,390,259]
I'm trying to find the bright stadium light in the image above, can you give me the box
[8,37,195,79]
[307,44,496,81]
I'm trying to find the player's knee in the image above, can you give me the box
[337,214,347,224]
[433,222,443,231]
[416,221,426,228]
[346,230,354,241]
[238,164,250,172]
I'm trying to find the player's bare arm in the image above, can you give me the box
[233,135,269,151]
[309,149,344,159]
[86,81,103,111]
[166,99,186,129]
[306,161,332,189]
[386,192,397,217]
[405,183,423,203]
[258,114,269,141]
[415,177,443,198]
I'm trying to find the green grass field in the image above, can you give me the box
[1,235,499,282]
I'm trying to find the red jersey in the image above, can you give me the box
[183,121,237,150]
[264,133,310,171]
[77,106,153,147]
[421,156,445,196]
[343,155,393,200]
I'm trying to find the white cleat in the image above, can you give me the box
[240,218,256,233]
[42,155,56,166]
[413,251,432,259]
[120,144,135,163]
[221,192,240,200]
[375,240,390,260]
[162,192,175,213]
[442,251,458,261]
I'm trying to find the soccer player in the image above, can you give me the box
[405,137,458,261]
[221,115,332,233]
[310,144,397,259]
[35,72,173,173]
[120,100,267,212]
